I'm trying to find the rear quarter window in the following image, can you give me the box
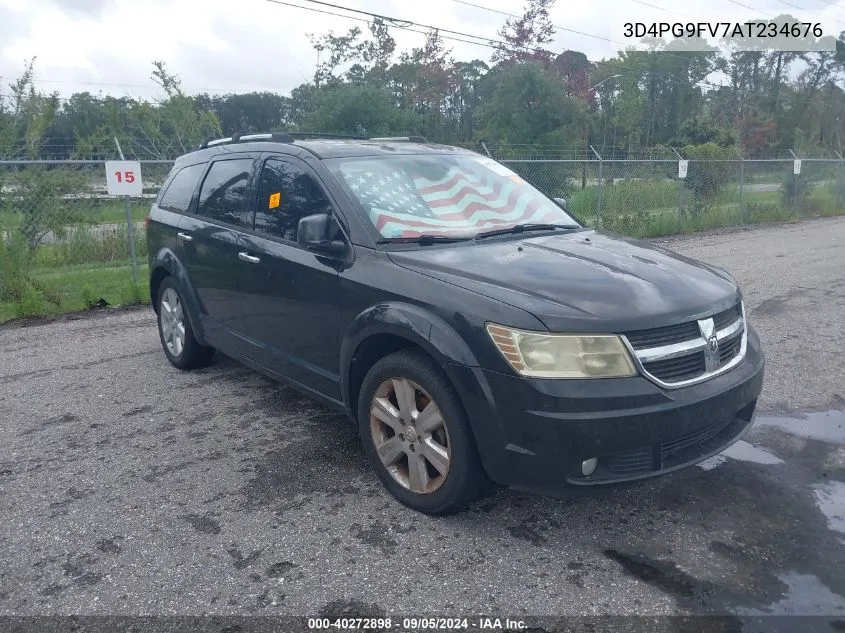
[158,163,206,213]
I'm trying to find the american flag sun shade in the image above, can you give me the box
[336,156,571,239]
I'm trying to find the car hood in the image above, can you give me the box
[387,230,741,332]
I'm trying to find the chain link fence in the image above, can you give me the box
[493,153,845,237]
[1,152,844,321]
[0,160,172,321]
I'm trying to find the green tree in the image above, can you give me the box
[302,84,416,136]
[477,62,583,147]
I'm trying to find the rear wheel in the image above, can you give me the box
[357,349,489,514]
[156,277,215,370]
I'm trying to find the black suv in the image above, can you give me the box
[146,132,765,515]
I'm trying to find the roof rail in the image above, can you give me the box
[197,132,430,150]
[199,132,294,150]
[288,132,369,140]
[370,136,429,143]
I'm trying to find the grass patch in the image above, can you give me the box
[86,200,150,224]
[565,177,843,236]
[0,261,149,323]
[0,199,149,229]
[569,180,679,220]
[35,224,148,267]
[598,199,844,238]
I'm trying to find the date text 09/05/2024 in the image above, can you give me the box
[307,617,527,630]
[623,21,825,39]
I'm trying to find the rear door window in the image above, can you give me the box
[196,158,255,228]
[158,163,205,213]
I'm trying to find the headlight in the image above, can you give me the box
[486,323,637,379]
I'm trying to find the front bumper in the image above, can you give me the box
[447,325,765,492]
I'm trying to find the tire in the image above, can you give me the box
[156,276,215,370]
[357,348,490,515]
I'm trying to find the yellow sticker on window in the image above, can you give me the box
[268,192,281,209]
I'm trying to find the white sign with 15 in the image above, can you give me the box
[105,160,143,196]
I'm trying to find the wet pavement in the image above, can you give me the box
[1,217,844,624]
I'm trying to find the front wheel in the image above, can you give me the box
[156,277,215,370]
[357,349,490,515]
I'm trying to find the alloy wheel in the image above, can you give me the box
[159,287,186,357]
[369,377,452,494]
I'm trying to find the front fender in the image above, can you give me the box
[149,247,208,346]
[339,302,482,409]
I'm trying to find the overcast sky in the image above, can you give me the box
[1,0,844,101]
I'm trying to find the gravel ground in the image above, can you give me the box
[1,217,844,626]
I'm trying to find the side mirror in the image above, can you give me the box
[553,197,569,211]
[297,213,347,255]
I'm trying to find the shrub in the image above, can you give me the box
[744,201,789,223]
[0,230,31,303]
[834,171,845,207]
[778,172,812,214]
[681,143,741,212]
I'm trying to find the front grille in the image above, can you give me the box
[661,416,734,459]
[624,321,700,348]
[719,333,742,364]
[568,413,752,484]
[603,447,654,476]
[623,301,745,386]
[713,303,742,331]
[625,303,741,351]
[642,351,706,382]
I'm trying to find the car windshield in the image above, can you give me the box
[329,154,579,240]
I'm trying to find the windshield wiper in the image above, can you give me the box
[377,234,472,245]
[474,223,580,240]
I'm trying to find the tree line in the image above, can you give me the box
[1,0,844,161]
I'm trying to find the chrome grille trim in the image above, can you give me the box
[621,302,747,389]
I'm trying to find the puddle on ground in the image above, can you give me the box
[697,410,844,471]
[755,410,845,445]
[697,440,783,470]
[736,572,845,616]
[814,481,845,535]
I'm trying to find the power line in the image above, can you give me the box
[269,0,701,93]
[629,0,696,21]
[725,0,776,18]
[774,0,845,27]
[451,0,840,102]
[265,0,525,50]
[778,0,843,24]
[7,0,837,111]
[285,0,696,82]
[278,0,501,45]
[263,0,842,107]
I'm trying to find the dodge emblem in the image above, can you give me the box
[698,317,721,372]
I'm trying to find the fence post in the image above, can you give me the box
[671,147,684,223]
[480,141,492,158]
[789,149,799,218]
[590,145,603,227]
[739,155,745,225]
[113,138,138,284]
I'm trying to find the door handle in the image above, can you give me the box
[177,232,193,242]
[238,252,261,264]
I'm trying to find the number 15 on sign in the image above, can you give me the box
[678,160,688,179]
[105,160,143,196]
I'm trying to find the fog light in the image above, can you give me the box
[581,457,598,477]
